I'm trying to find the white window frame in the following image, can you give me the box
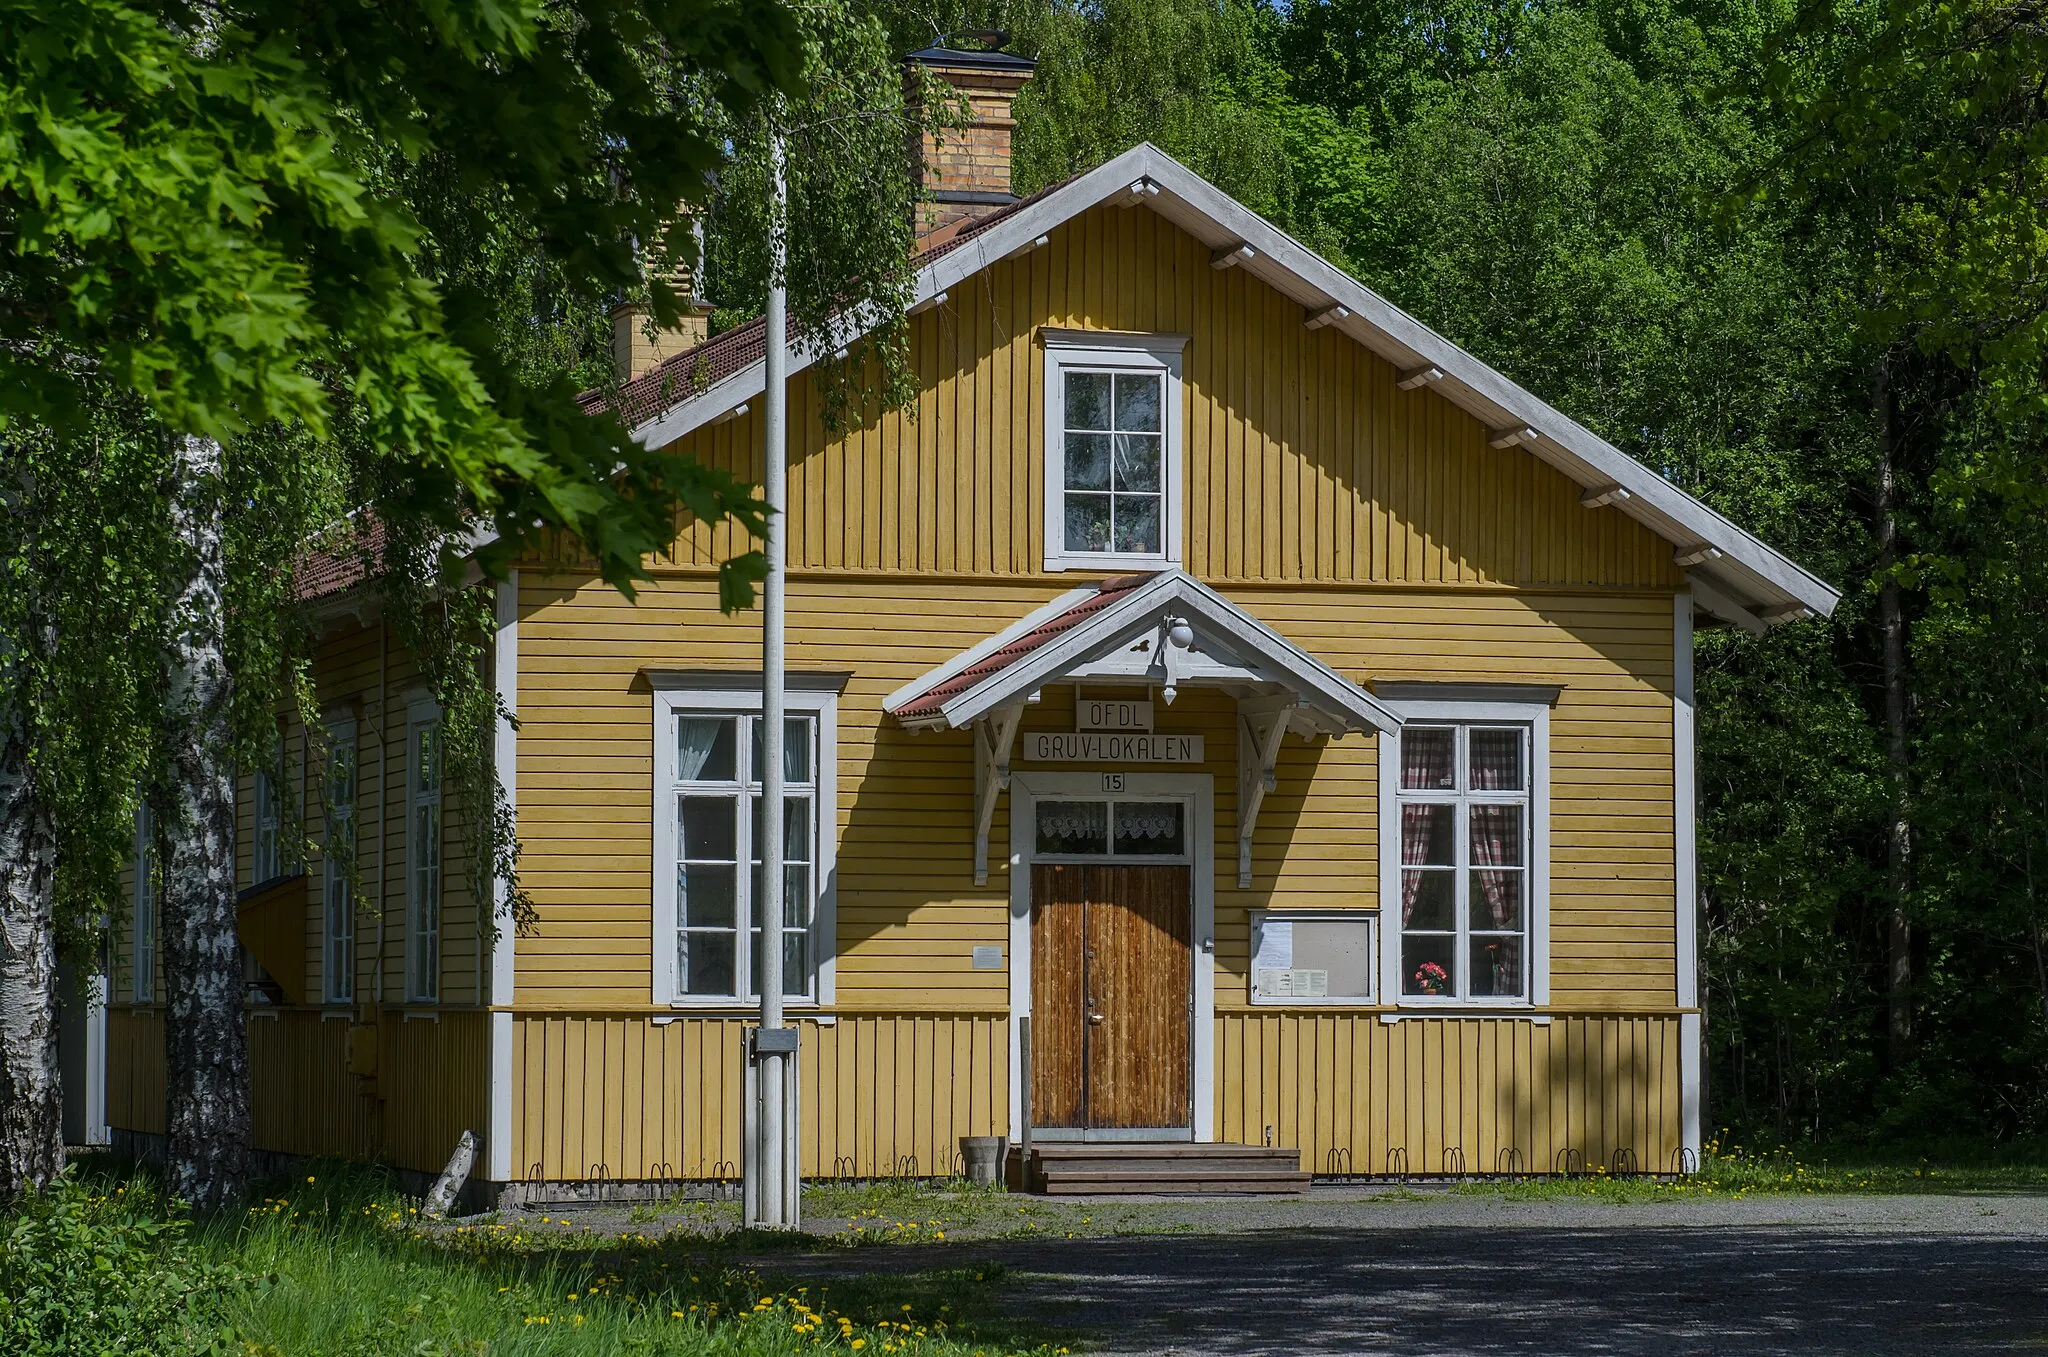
[253,730,285,886]
[651,683,839,1008]
[323,716,358,1005]
[132,804,154,1004]
[1007,770,1217,1143]
[406,700,443,1004]
[1378,700,1551,1010]
[1040,329,1187,572]
[1249,909,1379,1006]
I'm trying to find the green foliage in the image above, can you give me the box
[703,0,955,433]
[0,0,793,599]
[0,1170,239,1357]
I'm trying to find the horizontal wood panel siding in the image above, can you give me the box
[662,205,1682,591]
[510,1014,1006,1181]
[1218,1013,1683,1176]
[515,577,1671,1012]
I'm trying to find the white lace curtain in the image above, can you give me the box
[1038,801,1107,843]
[1115,802,1181,841]
[678,717,727,781]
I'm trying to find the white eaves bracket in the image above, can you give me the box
[1236,699,1300,889]
[972,703,1027,886]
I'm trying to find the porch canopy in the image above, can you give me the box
[884,570,1401,887]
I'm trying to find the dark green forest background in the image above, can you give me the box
[871,0,2048,1146]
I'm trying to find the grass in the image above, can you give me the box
[131,1164,1078,1357]
[1447,1136,2048,1203]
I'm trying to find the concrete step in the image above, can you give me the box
[1015,1141,1310,1195]
[1037,1170,1312,1196]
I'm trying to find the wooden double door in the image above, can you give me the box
[1031,863,1193,1133]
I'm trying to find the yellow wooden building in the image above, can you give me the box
[100,50,1837,1200]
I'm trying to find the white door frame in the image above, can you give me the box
[1007,770,1215,1143]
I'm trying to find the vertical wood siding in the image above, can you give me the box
[1218,1013,1685,1176]
[511,1013,1008,1182]
[661,205,1682,592]
[104,1007,486,1175]
[507,1012,1677,1180]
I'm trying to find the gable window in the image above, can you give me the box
[133,805,155,1003]
[1380,701,1550,1008]
[1041,330,1185,571]
[407,710,442,1003]
[324,718,358,1004]
[652,682,839,1007]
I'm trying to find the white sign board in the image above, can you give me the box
[1251,911,1376,1003]
[1077,698,1154,732]
[1025,733,1205,763]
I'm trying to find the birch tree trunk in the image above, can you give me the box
[0,638,61,1201]
[158,434,248,1210]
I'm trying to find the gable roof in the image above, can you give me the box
[608,143,1839,630]
[885,570,1402,737]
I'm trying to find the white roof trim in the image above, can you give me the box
[629,143,1839,624]
[887,570,1401,736]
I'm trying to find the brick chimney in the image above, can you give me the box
[612,219,714,381]
[905,40,1037,252]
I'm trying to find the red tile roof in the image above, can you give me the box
[889,572,1155,723]
[582,172,1079,430]
[294,514,387,605]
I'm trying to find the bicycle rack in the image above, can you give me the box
[832,1156,858,1184]
[1494,1146,1526,1176]
[892,1153,920,1180]
[1324,1146,1354,1180]
[1554,1146,1584,1177]
[1384,1146,1410,1180]
[586,1163,611,1203]
[1442,1146,1466,1177]
[1610,1147,1640,1179]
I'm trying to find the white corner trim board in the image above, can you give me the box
[486,572,518,1182]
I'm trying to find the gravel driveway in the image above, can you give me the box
[799,1190,2048,1355]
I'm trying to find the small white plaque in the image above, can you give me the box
[971,945,1004,970]
[1024,732,1205,764]
[1253,968,1330,999]
[1078,698,1154,732]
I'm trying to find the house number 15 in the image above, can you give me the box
[1101,773,1126,792]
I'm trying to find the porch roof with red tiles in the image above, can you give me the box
[887,573,1153,723]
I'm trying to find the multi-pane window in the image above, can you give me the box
[324,719,357,1004]
[253,731,285,884]
[1396,725,1530,1001]
[408,719,442,1002]
[1061,369,1165,556]
[672,712,817,1001]
[1042,336,1183,570]
[133,805,155,1003]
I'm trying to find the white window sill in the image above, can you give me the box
[1045,552,1177,574]
[1380,1008,1550,1024]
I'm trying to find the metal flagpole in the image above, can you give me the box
[750,121,797,1230]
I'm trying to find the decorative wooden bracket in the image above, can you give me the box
[972,703,1026,886]
[1236,702,1296,889]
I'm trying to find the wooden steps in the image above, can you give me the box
[1013,1142,1310,1196]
